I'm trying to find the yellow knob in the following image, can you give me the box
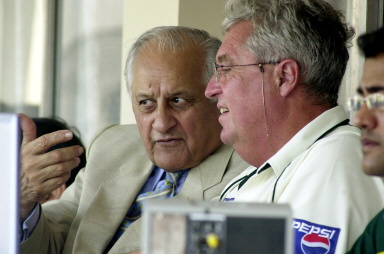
[206,233,220,249]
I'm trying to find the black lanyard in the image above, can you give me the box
[220,119,350,202]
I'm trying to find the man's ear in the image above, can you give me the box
[274,59,300,97]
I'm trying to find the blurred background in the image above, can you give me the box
[0,0,383,146]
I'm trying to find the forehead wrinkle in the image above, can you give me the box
[134,91,152,98]
[135,85,197,98]
[171,90,190,96]
[169,85,205,99]
[217,43,254,66]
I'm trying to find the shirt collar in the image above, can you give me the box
[263,105,349,177]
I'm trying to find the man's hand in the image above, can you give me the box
[19,113,84,220]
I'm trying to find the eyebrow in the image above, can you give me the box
[357,86,384,95]
[169,91,191,98]
[134,92,152,99]
[134,89,195,99]
[217,54,232,64]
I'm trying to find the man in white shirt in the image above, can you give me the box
[205,0,384,253]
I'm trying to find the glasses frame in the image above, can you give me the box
[213,62,279,83]
[347,93,384,111]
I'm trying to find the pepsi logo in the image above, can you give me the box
[301,233,330,254]
[293,219,340,254]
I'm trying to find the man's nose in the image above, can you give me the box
[205,75,222,99]
[152,106,177,132]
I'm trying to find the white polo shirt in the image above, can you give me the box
[220,106,384,254]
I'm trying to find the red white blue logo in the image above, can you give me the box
[301,233,330,253]
[293,218,340,254]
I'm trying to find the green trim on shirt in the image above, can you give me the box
[347,209,384,254]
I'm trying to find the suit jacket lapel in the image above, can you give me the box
[198,145,234,190]
[74,142,240,253]
[72,160,153,253]
[110,145,244,253]
[177,144,234,200]
[111,146,234,253]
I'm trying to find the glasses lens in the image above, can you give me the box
[347,95,363,111]
[347,93,384,111]
[367,93,384,110]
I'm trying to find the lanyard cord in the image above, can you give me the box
[219,176,247,201]
[238,163,270,189]
[219,163,272,201]
[220,119,350,202]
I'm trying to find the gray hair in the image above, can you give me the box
[124,26,221,95]
[222,0,355,106]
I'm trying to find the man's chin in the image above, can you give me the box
[362,155,384,176]
[154,155,189,171]
[220,131,234,146]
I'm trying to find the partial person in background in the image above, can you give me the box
[205,0,384,253]
[32,117,86,202]
[19,26,249,253]
[347,26,384,254]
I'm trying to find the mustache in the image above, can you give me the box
[152,134,183,142]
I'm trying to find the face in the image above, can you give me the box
[131,44,222,172]
[205,21,279,166]
[354,53,384,176]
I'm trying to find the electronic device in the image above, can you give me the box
[143,199,293,254]
[0,113,20,254]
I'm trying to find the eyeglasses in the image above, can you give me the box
[213,62,279,83]
[347,93,384,111]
